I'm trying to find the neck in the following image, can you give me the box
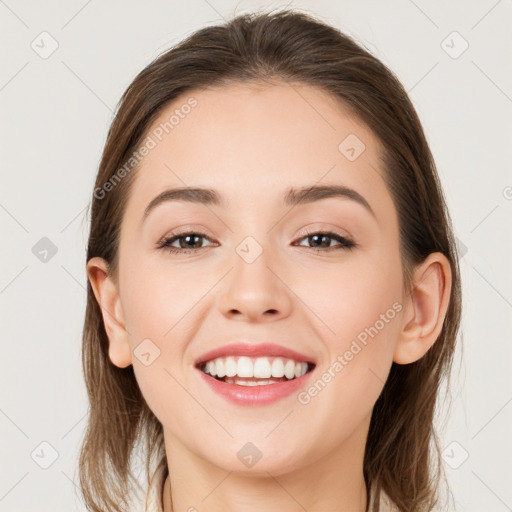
[162,428,369,512]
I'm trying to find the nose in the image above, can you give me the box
[218,245,293,323]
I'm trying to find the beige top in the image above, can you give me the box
[146,464,167,512]
[145,460,165,511]
[145,462,397,512]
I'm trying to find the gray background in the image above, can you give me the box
[1,0,511,510]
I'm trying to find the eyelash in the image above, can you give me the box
[157,229,357,254]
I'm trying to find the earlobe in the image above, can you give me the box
[393,252,452,365]
[86,257,132,368]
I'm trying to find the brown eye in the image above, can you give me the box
[295,231,356,252]
[158,232,216,254]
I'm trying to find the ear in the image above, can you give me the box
[394,252,452,364]
[86,257,132,368]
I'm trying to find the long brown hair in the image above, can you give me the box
[79,8,462,511]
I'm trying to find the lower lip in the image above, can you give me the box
[196,367,315,406]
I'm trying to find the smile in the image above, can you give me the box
[199,356,314,385]
[196,356,316,406]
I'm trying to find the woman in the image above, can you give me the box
[79,9,462,512]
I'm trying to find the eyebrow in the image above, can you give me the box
[142,184,376,222]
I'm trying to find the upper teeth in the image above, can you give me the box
[202,356,309,380]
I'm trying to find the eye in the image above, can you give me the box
[157,231,217,254]
[157,229,357,255]
[294,230,356,252]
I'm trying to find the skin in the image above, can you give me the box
[87,81,452,512]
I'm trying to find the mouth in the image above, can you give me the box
[196,356,316,386]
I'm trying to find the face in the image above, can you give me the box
[112,81,405,475]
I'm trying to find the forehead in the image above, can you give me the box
[124,81,394,223]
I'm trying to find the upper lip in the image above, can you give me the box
[195,342,317,367]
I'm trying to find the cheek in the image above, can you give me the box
[293,249,403,412]
[293,266,403,449]
[120,253,205,343]
[294,249,403,345]
[122,260,201,424]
